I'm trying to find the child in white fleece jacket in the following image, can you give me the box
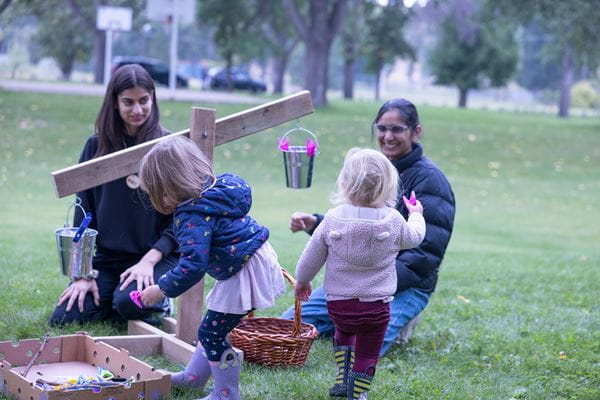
[295,148,425,400]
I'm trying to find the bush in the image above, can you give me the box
[571,80,599,109]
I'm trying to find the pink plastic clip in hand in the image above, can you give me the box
[129,290,144,309]
[409,191,417,206]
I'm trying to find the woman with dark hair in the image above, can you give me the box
[49,64,178,326]
[284,98,455,396]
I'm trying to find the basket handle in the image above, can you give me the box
[244,268,303,338]
[280,268,302,338]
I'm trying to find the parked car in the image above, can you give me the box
[209,68,266,93]
[112,56,188,88]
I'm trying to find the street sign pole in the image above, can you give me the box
[103,28,113,86]
[97,6,132,86]
[168,0,179,93]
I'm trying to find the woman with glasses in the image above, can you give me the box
[284,98,455,385]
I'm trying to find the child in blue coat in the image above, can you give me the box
[138,136,285,400]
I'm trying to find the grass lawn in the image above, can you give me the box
[0,89,599,399]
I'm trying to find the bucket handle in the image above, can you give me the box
[280,119,318,146]
[64,197,88,228]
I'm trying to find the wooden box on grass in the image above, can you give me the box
[0,333,169,400]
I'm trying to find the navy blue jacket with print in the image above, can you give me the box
[158,173,269,298]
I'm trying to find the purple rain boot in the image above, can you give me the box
[171,343,211,390]
[200,347,243,400]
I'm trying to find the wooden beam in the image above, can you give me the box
[51,91,314,198]
[94,335,162,357]
[127,320,195,365]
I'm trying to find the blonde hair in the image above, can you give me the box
[331,148,399,208]
[139,135,215,214]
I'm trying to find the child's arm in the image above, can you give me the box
[157,213,212,298]
[398,193,426,250]
[294,219,329,295]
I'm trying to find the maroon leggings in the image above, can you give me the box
[327,299,390,375]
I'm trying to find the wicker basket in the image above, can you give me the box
[229,269,318,367]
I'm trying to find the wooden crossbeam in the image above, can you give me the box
[51,90,314,198]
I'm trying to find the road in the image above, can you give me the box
[0,79,264,104]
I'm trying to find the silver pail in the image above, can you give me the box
[55,227,98,279]
[282,146,315,189]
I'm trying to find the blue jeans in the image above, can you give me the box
[282,286,431,356]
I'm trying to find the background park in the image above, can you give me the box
[1,1,599,399]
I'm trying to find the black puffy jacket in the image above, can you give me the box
[314,143,455,293]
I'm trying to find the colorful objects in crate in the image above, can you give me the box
[34,367,134,392]
[278,120,319,189]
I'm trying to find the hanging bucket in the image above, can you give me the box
[278,124,318,189]
[55,198,97,279]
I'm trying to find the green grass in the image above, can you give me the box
[1,90,599,399]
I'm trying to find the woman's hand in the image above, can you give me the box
[295,281,312,302]
[119,248,163,292]
[403,191,424,215]
[290,212,317,233]
[58,279,99,313]
[141,284,166,306]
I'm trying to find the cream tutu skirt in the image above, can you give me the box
[206,241,286,314]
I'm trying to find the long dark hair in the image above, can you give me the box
[373,98,420,129]
[94,64,164,157]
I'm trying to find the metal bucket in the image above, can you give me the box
[279,124,318,189]
[282,146,315,189]
[55,227,98,279]
[55,198,97,279]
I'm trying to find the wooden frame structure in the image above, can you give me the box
[51,91,314,365]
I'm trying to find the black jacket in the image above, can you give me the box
[74,135,177,268]
[314,144,455,293]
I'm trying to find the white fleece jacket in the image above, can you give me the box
[295,204,426,301]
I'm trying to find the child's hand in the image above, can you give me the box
[403,191,423,215]
[140,284,166,306]
[295,282,312,302]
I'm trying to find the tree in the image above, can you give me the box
[198,0,262,91]
[340,0,366,99]
[516,22,561,92]
[32,8,92,79]
[256,0,298,94]
[0,0,12,16]
[283,0,348,107]
[492,0,600,117]
[429,0,518,108]
[363,0,415,101]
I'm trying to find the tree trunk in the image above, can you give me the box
[305,39,331,107]
[272,56,286,95]
[558,49,573,118]
[225,51,233,92]
[282,0,348,107]
[60,57,75,80]
[458,87,468,108]
[93,30,105,84]
[343,42,355,99]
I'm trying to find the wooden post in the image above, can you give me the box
[175,107,216,346]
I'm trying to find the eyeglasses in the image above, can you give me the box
[373,124,410,136]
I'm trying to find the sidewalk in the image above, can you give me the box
[0,79,264,104]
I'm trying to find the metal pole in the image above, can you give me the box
[103,28,113,86]
[168,0,179,93]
